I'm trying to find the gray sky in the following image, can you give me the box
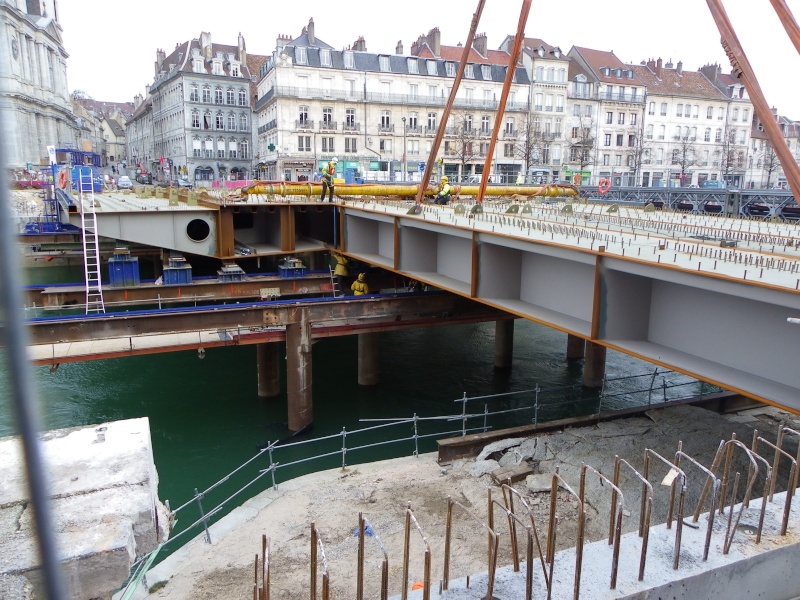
[59,0,800,119]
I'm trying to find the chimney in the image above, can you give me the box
[155,49,166,75]
[276,34,291,53]
[145,84,151,96]
[676,60,683,75]
[307,18,315,45]
[665,58,674,69]
[411,40,419,55]
[656,57,663,78]
[396,40,403,55]
[238,32,247,63]
[474,32,488,57]
[200,32,213,60]
[352,36,366,52]
[427,27,441,57]
[133,94,142,109]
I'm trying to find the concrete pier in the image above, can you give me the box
[493,319,514,369]
[256,343,280,398]
[566,333,585,362]
[0,418,169,600]
[583,341,607,388]
[286,309,312,431]
[357,332,379,386]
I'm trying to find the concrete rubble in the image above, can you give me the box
[0,418,170,600]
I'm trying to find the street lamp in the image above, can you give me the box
[402,117,407,182]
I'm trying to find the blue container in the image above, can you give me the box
[108,255,140,287]
[164,266,193,285]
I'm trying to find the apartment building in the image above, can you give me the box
[254,21,529,183]
[749,108,800,188]
[631,58,732,187]
[568,47,647,187]
[126,32,264,184]
[1,0,78,168]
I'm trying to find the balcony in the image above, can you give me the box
[319,121,338,131]
[425,126,438,136]
[445,126,459,136]
[342,122,361,132]
[378,124,395,133]
[503,129,518,139]
[295,119,314,131]
[406,126,423,135]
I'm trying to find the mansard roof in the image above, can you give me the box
[630,63,727,100]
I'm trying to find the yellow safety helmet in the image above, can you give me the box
[358,272,365,281]
[331,157,339,163]
[441,176,448,184]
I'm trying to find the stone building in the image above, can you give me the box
[0,0,78,169]
[254,20,529,184]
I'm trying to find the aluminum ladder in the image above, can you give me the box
[329,266,342,297]
[78,167,105,314]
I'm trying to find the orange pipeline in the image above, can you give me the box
[241,182,579,199]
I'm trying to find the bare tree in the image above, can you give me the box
[567,116,595,180]
[514,113,543,182]
[625,121,651,186]
[759,142,781,187]
[670,134,699,186]
[718,124,744,185]
[444,111,480,181]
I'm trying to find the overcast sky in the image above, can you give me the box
[59,0,800,120]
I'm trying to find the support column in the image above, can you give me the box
[286,309,312,431]
[357,333,379,386]
[566,334,586,362]
[256,343,280,398]
[583,342,607,389]
[493,319,514,369]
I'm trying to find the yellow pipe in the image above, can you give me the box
[241,182,579,199]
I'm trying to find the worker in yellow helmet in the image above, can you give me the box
[351,272,369,296]
[321,157,338,202]
[434,175,452,205]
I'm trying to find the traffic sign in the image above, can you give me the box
[418,162,426,171]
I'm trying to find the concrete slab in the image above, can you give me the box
[0,418,169,600]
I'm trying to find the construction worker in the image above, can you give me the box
[434,176,451,205]
[331,251,348,296]
[351,272,369,296]
[321,157,338,202]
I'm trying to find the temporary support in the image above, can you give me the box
[583,342,607,389]
[493,319,515,369]
[566,334,586,362]
[286,309,312,431]
[256,343,280,398]
[357,333,379,386]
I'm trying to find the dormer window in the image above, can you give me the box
[427,59,438,76]
[320,49,331,67]
[537,46,545,57]
[615,68,622,77]
[481,64,491,79]
[212,60,223,76]
[445,61,456,77]
[407,58,418,74]
[553,48,561,59]
[231,64,240,77]
[465,64,474,79]
[296,47,307,64]
[344,51,354,69]
[193,58,204,73]
[379,55,391,72]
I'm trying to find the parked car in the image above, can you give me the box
[175,178,193,189]
[117,176,133,189]
[701,180,726,189]
[135,174,152,184]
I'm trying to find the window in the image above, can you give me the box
[227,113,236,130]
[742,108,750,122]
[660,102,668,116]
[191,111,200,128]
[481,65,491,79]
[380,110,391,128]
[203,112,211,130]
[238,90,247,106]
[603,154,610,166]
[202,87,211,103]
[215,113,224,129]
[504,143,514,157]
[465,88,474,102]
[445,62,456,77]
[212,60,222,76]
[215,88,223,104]
[427,112,437,130]
[704,128,711,141]
[427,60,438,76]
[658,125,665,140]
[481,115,490,132]
[630,113,637,126]
[346,108,355,126]
[604,134,612,146]
[320,49,332,67]
[298,136,311,151]
[618,113,625,125]
[648,101,655,115]
[505,117,514,134]
[226,89,235,105]
[379,55,390,72]
[203,137,213,158]
[239,114,247,130]
[645,124,653,139]
[409,112,418,129]
[616,134,623,146]
[344,51,354,69]
[323,107,332,125]
[715,128,722,142]
[379,139,392,152]
[628,134,635,147]
[535,93,544,111]
[228,139,237,159]
[544,94,552,111]
[239,140,249,159]
[718,107,724,120]
[606,85,614,99]
[676,103,683,117]
[615,154,622,166]
[190,85,199,102]
[193,137,201,157]
[571,126,580,139]
[732,107,739,121]
[322,137,334,152]
[573,103,581,117]
[407,58,418,74]
[672,149,680,163]
[606,112,613,124]
[345,137,357,153]
[464,114,473,131]
[217,137,225,158]
[465,64,474,78]
[428,85,437,98]
[584,105,592,118]
[296,47,307,64]
[706,106,713,119]
[193,58,203,74]
[409,84,418,98]
[299,106,308,124]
